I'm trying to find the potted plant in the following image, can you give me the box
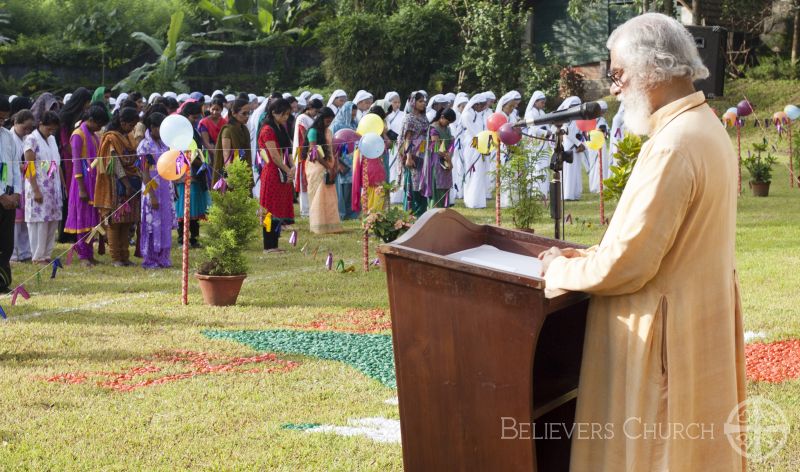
[195,160,260,306]
[497,142,546,232]
[364,206,416,243]
[743,139,778,197]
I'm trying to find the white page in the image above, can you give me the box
[446,244,542,278]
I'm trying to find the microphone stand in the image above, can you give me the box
[549,127,571,240]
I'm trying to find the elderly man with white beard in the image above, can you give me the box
[539,13,746,472]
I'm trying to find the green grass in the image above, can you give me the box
[0,82,798,470]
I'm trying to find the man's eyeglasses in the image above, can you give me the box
[607,69,624,87]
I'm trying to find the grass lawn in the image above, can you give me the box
[0,82,798,470]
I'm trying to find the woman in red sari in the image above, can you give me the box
[197,96,227,151]
[257,98,294,253]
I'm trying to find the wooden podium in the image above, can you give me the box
[378,209,589,471]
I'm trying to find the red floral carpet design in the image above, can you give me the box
[746,340,800,383]
[290,309,391,334]
[44,350,300,392]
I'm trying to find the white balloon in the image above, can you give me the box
[358,133,385,159]
[160,114,194,150]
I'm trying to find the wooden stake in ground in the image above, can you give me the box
[736,121,742,194]
[789,120,795,189]
[182,157,191,305]
[495,139,501,226]
[361,153,369,272]
[598,148,605,224]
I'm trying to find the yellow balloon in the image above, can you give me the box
[587,130,605,151]
[188,140,198,152]
[356,113,384,136]
[472,130,496,154]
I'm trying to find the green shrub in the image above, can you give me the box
[746,56,800,80]
[198,160,260,276]
[497,142,546,230]
[603,133,645,201]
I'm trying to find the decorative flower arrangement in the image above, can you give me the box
[363,206,416,243]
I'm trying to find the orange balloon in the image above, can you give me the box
[773,111,788,124]
[157,149,188,181]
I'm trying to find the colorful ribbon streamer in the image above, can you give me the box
[325,252,333,270]
[0,304,5,319]
[212,178,227,194]
[11,285,30,306]
[65,247,74,266]
[289,230,297,247]
[24,162,36,179]
[263,212,272,232]
[51,258,63,279]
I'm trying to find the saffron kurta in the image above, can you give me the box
[544,92,746,472]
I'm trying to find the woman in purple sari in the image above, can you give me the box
[137,112,175,269]
[64,105,108,266]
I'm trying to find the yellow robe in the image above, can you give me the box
[545,92,746,472]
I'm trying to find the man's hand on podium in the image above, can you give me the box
[538,247,584,276]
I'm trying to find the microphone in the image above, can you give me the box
[514,102,604,127]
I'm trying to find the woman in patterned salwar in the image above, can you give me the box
[64,105,108,266]
[421,108,456,208]
[94,108,141,267]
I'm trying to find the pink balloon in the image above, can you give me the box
[498,123,522,146]
[575,119,597,132]
[487,112,508,132]
[333,129,360,154]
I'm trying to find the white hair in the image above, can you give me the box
[607,13,709,87]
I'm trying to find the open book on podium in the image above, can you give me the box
[378,208,589,472]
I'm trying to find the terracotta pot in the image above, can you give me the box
[195,273,247,306]
[749,181,770,197]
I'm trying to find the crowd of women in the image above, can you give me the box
[0,86,625,291]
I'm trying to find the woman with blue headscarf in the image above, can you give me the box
[330,101,359,220]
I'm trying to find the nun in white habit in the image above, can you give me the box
[247,98,270,197]
[523,90,552,198]
[327,89,347,116]
[609,102,626,166]
[462,93,490,209]
[449,94,470,201]
[552,96,585,201]
[353,90,373,121]
[586,101,611,194]
[493,91,522,207]
[383,92,406,204]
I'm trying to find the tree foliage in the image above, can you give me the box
[114,12,221,94]
[317,0,459,96]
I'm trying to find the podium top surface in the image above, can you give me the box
[378,209,586,298]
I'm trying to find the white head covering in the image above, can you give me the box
[557,96,581,112]
[445,93,456,103]
[148,92,162,104]
[249,93,258,102]
[310,93,323,103]
[204,95,212,103]
[418,90,428,98]
[457,92,468,99]
[524,91,546,121]
[454,95,469,109]
[299,91,311,101]
[497,91,521,111]
[327,89,347,108]
[111,92,129,113]
[460,93,488,129]
[384,91,400,103]
[225,94,236,102]
[483,91,496,101]
[212,89,224,98]
[63,93,72,105]
[177,93,190,103]
[354,90,373,105]
[163,91,178,100]
[8,95,16,103]
[426,109,437,122]
[257,96,266,103]
[297,97,307,108]
[282,92,292,99]
[597,100,608,112]
[109,97,117,107]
